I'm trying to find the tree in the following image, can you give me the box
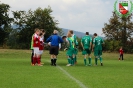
[0,2,13,45]
[12,6,63,49]
[102,12,133,52]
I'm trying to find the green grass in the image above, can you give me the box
[0,49,133,88]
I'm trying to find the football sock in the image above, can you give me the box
[95,58,98,65]
[37,57,41,64]
[88,58,91,65]
[84,59,87,65]
[71,58,74,65]
[51,59,54,65]
[73,57,76,65]
[33,57,36,65]
[100,57,102,63]
[40,56,41,62]
[53,59,57,66]
[75,56,77,62]
[68,58,71,64]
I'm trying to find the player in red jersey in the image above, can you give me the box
[32,28,42,66]
[119,47,124,61]
[30,29,37,65]
[39,29,45,65]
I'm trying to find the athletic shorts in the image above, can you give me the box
[67,48,75,56]
[74,48,78,55]
[39,50,43,55]
[82,49,91,55]
[49,46,59,55]
[33,47,40,55]
[94,50,102,56]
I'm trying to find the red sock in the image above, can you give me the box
[40,56,41,63]
[33,57,36,65]
[37,57,41,64]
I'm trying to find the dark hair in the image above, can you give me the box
[69,30,73,34]
[40,29,45,33]
[86,32,89,35]
[93,33,97,36]
[39,33,43,36]
[62,36,66,39]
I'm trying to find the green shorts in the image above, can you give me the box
[82,49,91,55]
[67,48,75,56]
[74,48,78,55]
[94,50,102,56]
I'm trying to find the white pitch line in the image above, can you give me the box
[57,65,89,88]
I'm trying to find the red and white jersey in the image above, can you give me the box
[39,36,44,50]
[33,33,40,47]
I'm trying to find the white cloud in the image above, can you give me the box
[0,0,116,36]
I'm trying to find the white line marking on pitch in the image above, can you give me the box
[57,65,89,88]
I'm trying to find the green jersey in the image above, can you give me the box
[67,37,75,49]
[81,35,92,49]
[93,36,103,50]
[72,34,78,46]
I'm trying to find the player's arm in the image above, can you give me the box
[81,39,84,50]
[64,38,69,51]
[81,42,84,50]
[90,38,92,50]
[92,38,95,51]
[46,36,52,43]
[59,36,63,43]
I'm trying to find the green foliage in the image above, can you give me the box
[0,3,13,45]
[103,12,133,53]
[10,6,63,49]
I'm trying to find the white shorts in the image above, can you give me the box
[33,47,40,55]
[39,50,43,55]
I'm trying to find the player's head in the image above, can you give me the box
[67,31,72,38]
[86,32,89,35]
[40,29,46,35]
[93,33,97,37]
[62,36,67,41]
[62,36,66,39]
[35,28,40,35]
[53,30,58,34]
[69,30,73,34]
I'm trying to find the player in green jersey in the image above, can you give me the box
[69,30,78,64]
[66,31,75,66]
[92,33,104,66]
[81,32,92,66]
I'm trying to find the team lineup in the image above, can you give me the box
[31,28,104,66]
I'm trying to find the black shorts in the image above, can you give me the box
[49,46,59,55]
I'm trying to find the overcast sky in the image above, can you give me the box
[1,0,118,36]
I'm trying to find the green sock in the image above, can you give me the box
[84,59,87,65]
[95,58,98,65]
[88,58,91,65]
[100,57,102,63]
[68,58,71,64]
[75,56,77,62]
[71,58,74,65]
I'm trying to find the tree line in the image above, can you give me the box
[0,2,133,53]
[0,2,63,49]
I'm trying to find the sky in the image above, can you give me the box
[0,0,120,36]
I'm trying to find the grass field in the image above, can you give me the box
[0,49,133,88]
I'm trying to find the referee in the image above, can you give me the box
[46,30,63,66]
